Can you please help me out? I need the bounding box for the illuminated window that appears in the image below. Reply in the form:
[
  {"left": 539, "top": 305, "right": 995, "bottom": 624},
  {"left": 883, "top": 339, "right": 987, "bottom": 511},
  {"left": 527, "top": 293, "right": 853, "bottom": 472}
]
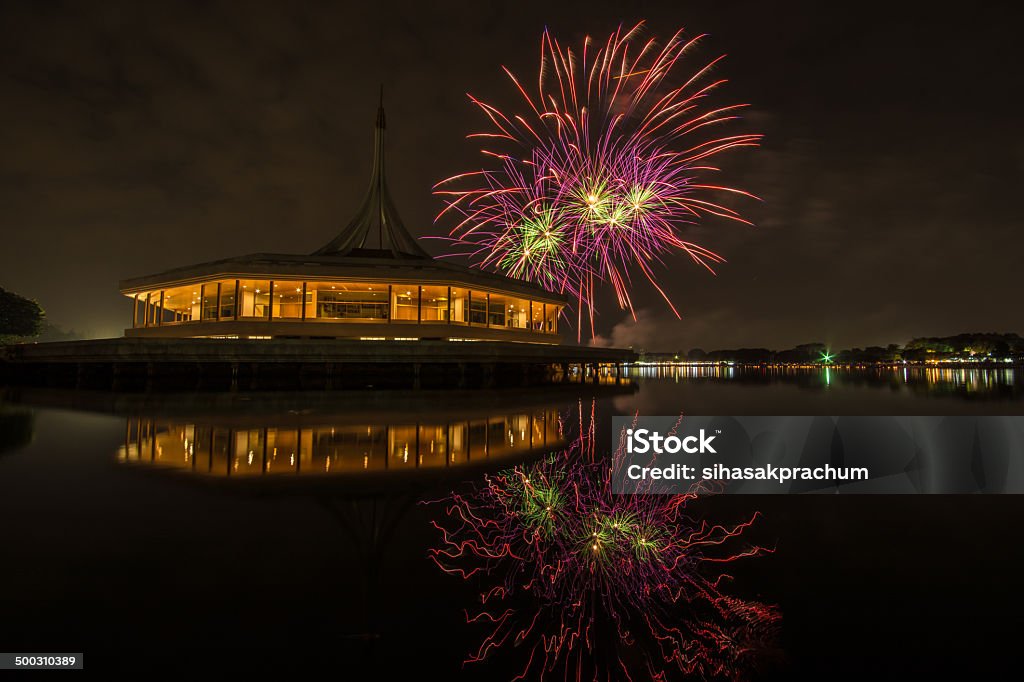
[
  {"left": 273, "top": 281, "right": 303, "bottom": 319},
  {"left": 310, "top": 282, "right": 388, "bottom": 320},
  {"left": 450, "top": 287, "right": 469, "bottom": 325},
  {"left": 545, "top": 304, "right": 559, "bottom": 333},
  {"left": 219, "top": 280, "right": 237, "bottom": 319},
  {"left": 201, "top": 283, "right": 220, "bottom": 320},
  {"left": 161, "top": 285, "right": 199, "bottom": 323},
  {"left": 469, "top": 290, "right": 488, "bottom": 325},
  {"left": 489, "top": 293, "right": 529, "bottom": 328},
  {"left": 420, "top": 285, "right": 449, "bottom": 323},
  {"left": 531, "top": 300, "right": 544, "bottom": 331},
  {"left": 487, "top": 294, "right": 506, "bottom": 327},
  {"left": 391, "top": 286, "right": 419, "bottom": 321},
  {"left": 238, "top": 280, "right": 271, "bottom": 319}
]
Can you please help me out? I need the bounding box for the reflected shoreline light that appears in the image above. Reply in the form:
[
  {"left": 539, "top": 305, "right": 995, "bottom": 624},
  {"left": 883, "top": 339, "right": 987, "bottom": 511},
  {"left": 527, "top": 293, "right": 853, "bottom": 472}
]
[{"left": 624, "top": 365, "right": 1019, "bottom": 398}]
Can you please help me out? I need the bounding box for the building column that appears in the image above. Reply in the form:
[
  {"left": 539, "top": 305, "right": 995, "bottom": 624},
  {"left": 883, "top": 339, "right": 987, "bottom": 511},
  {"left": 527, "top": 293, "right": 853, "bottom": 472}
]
[
  {"left": 300, "top": 282, "right": 308, "bottom": 321},
  {"left": 205, "top": 427, "right": 213, "bottom": 473},
  {"left": 261, "top": 427, "right": 269, "bottom": 474},
  {"left": 233, "top": 280, "right": 240, "bottom": 320},
  {"left": 445, "top": 423, "right": 451, "bottom": 466},
  {"left": 132, "top": 293, "right": 139, "bottom": 328},
  {"left": 268, "top": 281, "right": 274, "bottom": 321},
  {"left": 224, "top": 429, "right": 233, "bottom": 476},
  {"left": 214, "top": 282, "right": 221, "bottom": 321},
  {"left": 415, "top": 424, "right": 421, "bottom": 467}
]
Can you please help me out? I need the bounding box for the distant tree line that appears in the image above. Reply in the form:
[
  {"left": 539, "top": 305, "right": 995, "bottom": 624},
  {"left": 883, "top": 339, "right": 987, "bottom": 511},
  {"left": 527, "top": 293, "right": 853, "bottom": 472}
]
[
  {"left": 640, "top": 333, "right": 1024, "bottom": 365},
  {"left": 0, "top": 287, "right": 86, "bottom": 345}
]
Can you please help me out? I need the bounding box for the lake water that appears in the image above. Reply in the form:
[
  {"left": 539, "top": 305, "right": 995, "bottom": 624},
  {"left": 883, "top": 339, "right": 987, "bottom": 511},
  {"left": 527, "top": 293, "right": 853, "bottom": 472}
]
[{"left": 1, "top": 366, "right": 1021, "bottom": 678}]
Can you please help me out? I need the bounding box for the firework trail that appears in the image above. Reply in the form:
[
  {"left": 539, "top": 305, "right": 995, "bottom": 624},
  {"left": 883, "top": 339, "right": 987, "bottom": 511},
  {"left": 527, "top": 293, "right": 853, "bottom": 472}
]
[
  {"left": 426, "top": 405, "right": 780, "bottom": 680},
  {"left": 435, "top": 22, "right": 760, "bottom": 339}
]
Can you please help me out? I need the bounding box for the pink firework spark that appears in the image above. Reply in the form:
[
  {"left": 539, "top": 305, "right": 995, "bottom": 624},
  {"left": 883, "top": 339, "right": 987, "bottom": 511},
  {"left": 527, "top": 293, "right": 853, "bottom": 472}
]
[
  {"left": 435, "top": 22, "right": 760, "bottom": 339},
  {"left": 425, "top": 404, "right": 780, "bottom": 680}
]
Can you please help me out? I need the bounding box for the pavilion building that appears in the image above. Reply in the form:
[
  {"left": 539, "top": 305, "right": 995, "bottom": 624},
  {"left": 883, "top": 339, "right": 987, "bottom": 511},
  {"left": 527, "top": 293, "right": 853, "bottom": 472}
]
[{"left": 120, "top": 99, "right": 564, "bottom": 344}]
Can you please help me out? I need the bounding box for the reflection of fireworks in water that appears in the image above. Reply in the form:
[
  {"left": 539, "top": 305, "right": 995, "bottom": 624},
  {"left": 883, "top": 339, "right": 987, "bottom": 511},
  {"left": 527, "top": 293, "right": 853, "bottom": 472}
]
[
  {"left": 427, "top": 405, "right": 779, "bottom": 680},
  {"left": 435, "top": 22, "right": 760, "bottom": 338}
]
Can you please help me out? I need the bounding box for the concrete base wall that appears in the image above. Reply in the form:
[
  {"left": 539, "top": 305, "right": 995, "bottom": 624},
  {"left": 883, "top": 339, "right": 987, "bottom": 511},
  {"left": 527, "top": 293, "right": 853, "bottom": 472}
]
[
  {"left": 124, "top": 319, "right": 559, "bottom": 344},
  {"left": 0, "top": 338, "right": 635, "bottom": 391}
]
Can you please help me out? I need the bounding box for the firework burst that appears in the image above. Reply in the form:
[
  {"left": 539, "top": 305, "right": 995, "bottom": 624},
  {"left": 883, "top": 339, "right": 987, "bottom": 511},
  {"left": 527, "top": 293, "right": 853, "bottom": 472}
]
[
  {"left": 426, "top": 406, "right": 779, "bottom": 680},
  {"left": 435, "top": 22, "right": 760, "bottom": 338}
]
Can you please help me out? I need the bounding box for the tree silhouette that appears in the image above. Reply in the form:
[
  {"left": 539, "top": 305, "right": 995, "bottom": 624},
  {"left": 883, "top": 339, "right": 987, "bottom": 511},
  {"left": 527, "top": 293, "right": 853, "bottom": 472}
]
[{"left": 0, "top": 287, "right": 44, "bottom": 342}]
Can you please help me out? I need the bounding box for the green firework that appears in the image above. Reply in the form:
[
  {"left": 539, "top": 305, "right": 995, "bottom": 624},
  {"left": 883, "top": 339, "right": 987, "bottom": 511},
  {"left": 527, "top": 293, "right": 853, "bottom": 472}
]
[
  {"left": 628, "top": 523, "right": 666, "bottom": 563},
  {"left": 515, "top": 469, "right": 565, "bottom": 538}
]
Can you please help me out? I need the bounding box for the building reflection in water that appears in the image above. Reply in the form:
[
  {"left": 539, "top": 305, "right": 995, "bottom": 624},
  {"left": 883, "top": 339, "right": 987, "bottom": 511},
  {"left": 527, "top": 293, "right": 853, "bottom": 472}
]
[{"left": 118, "top": 409, "right": 563, "bottom": 477}]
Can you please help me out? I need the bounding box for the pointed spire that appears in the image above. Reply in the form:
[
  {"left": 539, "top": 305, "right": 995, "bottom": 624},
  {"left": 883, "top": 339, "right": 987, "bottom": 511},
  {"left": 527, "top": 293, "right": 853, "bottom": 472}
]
[{"left": 312, "top": 89, "right": 430, "bottom": 259}]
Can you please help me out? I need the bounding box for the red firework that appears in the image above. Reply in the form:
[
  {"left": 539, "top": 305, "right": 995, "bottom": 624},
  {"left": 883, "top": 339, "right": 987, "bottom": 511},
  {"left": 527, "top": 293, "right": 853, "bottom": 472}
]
[
  {"left": 435, "top": 22, "right": 760, "bottom": 338},
  {"left": 426, "top": 404, "right": 780, "bottom": 680}
]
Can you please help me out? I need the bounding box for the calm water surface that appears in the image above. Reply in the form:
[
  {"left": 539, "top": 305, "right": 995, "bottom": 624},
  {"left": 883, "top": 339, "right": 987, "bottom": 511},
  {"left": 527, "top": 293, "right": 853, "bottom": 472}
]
[{"left": 1, "top": 367, "right": 1021, "bottom": 678}]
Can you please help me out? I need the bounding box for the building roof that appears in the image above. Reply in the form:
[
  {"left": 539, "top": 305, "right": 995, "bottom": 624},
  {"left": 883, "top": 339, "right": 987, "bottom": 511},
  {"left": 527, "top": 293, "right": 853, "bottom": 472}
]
[
  {"left": 313, "top": 87, "right": 431, "bottom": 260},
  {"left": 119, "top": 92, "right": 565, "bottom": 304},
  {"left": 119, "top": 251, "right": 565, "bottom": 303}
]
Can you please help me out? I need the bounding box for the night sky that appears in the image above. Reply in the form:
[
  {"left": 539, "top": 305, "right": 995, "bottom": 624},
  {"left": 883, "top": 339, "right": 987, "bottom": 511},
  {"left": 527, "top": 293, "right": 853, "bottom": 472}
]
[{"left": 1, "top": 1, "right": 1021, "bottom": 350}]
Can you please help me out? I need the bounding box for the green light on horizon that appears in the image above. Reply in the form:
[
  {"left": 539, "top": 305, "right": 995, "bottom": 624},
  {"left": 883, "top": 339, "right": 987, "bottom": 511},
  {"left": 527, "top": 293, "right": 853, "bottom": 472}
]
[{"left": 820, "top": 350, "right": 835, "bottom": 364}]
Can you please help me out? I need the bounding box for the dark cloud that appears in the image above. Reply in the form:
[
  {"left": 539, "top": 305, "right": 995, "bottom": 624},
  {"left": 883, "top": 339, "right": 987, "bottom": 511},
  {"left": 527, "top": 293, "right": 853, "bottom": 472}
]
[{"left": 0, "top": 1, "right": 1021, "bottom": 344}]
